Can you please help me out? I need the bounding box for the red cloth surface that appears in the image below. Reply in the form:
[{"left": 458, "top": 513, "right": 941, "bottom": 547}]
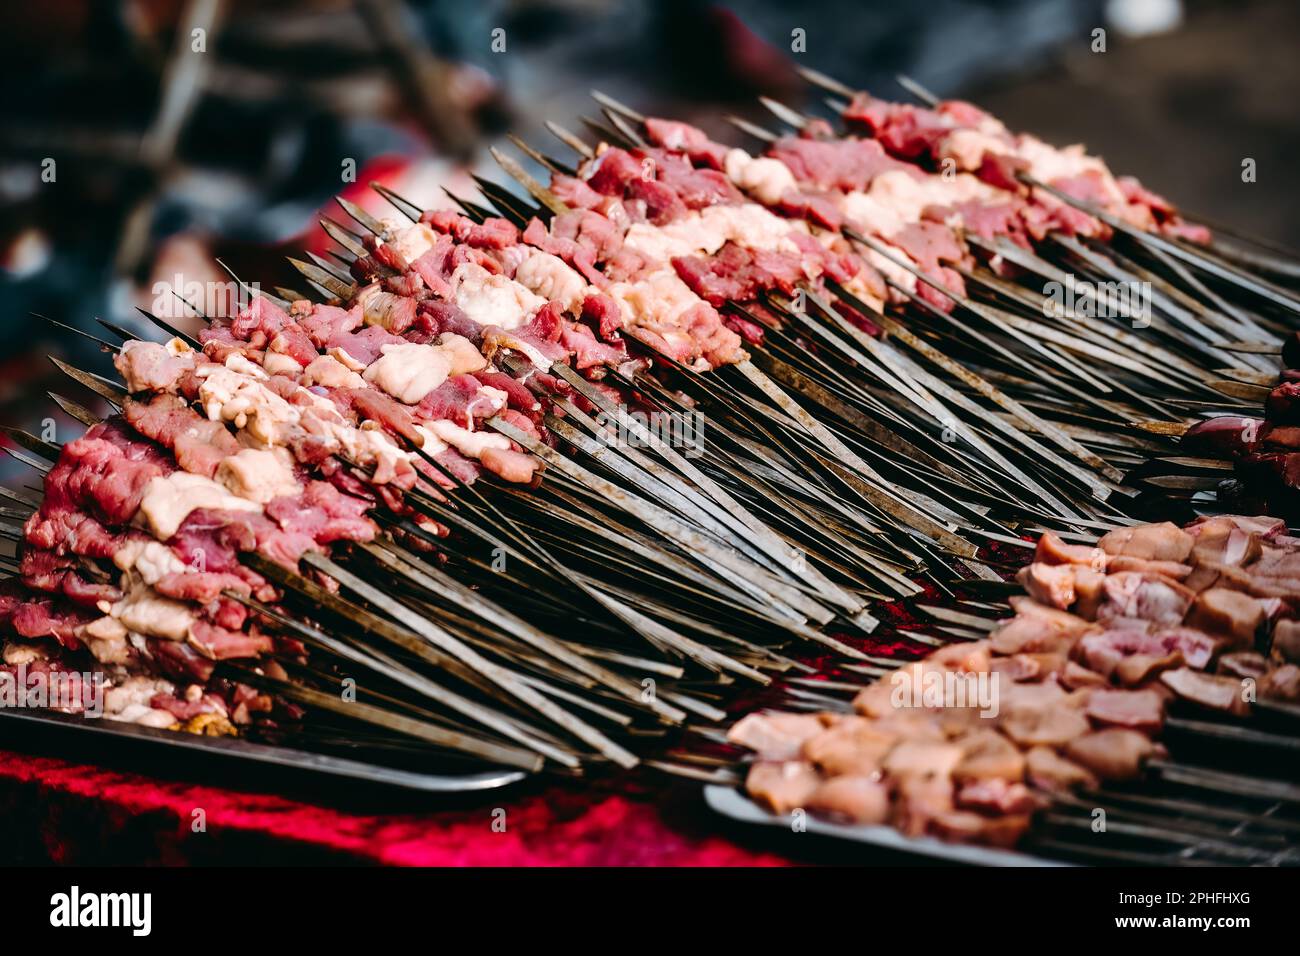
[{"left": 0, "top": 748, "right": 789, "bottom": 866}]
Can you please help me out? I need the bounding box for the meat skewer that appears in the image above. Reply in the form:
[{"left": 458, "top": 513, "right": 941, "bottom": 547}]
[
  {"left": 512, "top": 113, "right": 1154, "bottom": 509},
  {"left": 577, "top": 83, "right": 1279, "bottom": 431},
  {"left": 1178, "top": 328, "right": 1300, "bottom": 521},
  {"left": 457, "top": 145, "right": 1128, "bottom": 535},
  {"left": 550, "top": 99, "right": 1295, "bottom": 528},
  {"left": 824, "top": 75, "right": 1295, "bottom": 348},
  {"left": 706, "top": 112, "right": 1255, "bottom": 409},
  {"left": 9, "top": 56, "right": 1300, "bottom": 821},
  {"left": 195, "top": 273, "right": 873, "bottom": 629},
  {"left": 6, "top": 390, "right": 639, "bottom": 770},
  {"left": 300, "top": 200, "right": 951, "bottom": 598},
  {"left": 725, "top": 515, "right": 1300, "bottom": 856},
  {"left": 374, "top": 155, "right": 1107, "bottom": 554},
  {"left": 336, "top": 179, "right": 1010, "bottom": 566},
  {"left": 14, "top": 176, "right": 976, "bottom": 763}
]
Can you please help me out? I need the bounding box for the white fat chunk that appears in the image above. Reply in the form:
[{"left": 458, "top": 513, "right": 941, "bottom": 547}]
[
  {"left": 698, "top": 203, "right": 803, "bottom": 252},
  {"left": 107, "top": 706, "right": 177, "bottom": 728},
  {"left": 450, "top": 262, "right": 546, "bottom": 329},
  {"left": 363, "top": 342, "right": 452, "bottom": 404},
  {"left": 513, "top": 251, "right": 589, "bottom": 314},
  {"left": 104, "top": 675, "right": 178, "bottom": 728},
  {"left": 938, "top": 128, "right": 1011, "bottom": 171},
  {"left": 81, "top": 616, "right": 128, "bottom": 642},
  {"left": 622, "top": 204, "right": 801, "bottom": 261},
  {"left": 387, "top": 222, "right": 438, "bottom": 265},
  {"left": 411, "top": 425, "right": 449, "bottom": 457},
  {"left": 114, "top": 338, "right": 197, "bottom": 393},
  {"left": 137, "top": 471, "right": 263, "bottom": 540},
  {"left": 842, "top": 169, "right": 997, "bottom": 241},
  {"left": 196, "top": 356, "right": 414, "bottom": 485},
  {"left": 197, "top": 364, "right": 300, "bottom": 446},
  {"left": 436, "top": 333, "right": 489, "bottom": 376},
  {"left": 839, "top": 273, "right": 886, "bottom": 313},
  {"left": 216, "top": 448, "right": 301, "bottom": 504},
  {"left": 606, "top": 268, "right": 701, "bottom": 332},
  {"left": 1013, "top": 135, "right": 1104, "bottom": 182},
  {"left": 841, "top": 189, "right": 908, "bottom": 239},
  {"left": 85, "top": 635, "right": 131, "bottom": 665},
  {"left": 113, "top": 540, "right": 189, "bottom": 585},
  {"left": 111, "top": 586, "right": 196, "bottom": 642},
  {"left": 302, "top": 354, "right": 366, "bottom": 389},
  {"left": 261, "top": 351, "right": 302, "bottom": 376},
  {"left": 343, "top": 425, "right": 411, "bottom": 482},
  {"left": 866, "top": 246, "right": 917, "bottom": 294},
  {"left": 223, "top": 352, "right": 268, "bottom": 379},
  {"left": 3, "top": 641, "right": 49, "bottom": 665},
  {"left": 328, "top": 346, "right": 368, "bottom": 372},
  {"left": 724, "top": 148, "right": 798, "bottom": 205},
  {"left": 105, "top": 675, "right": 174, "bottom": 713},
  {"left": 426, "top": 419, "right": 511, "bottom": 460},
  {"left": 294, "top": 392, "right": 414, "bottom": 483},
  {"left": 622, "top": 221, "right": 708, "bottom": 260},
  {"left": 867, "top": 169, "right": 1000, "bottom": 225}
]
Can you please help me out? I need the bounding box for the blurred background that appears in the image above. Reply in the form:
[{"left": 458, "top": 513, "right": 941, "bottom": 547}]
[{"left": 0, "top": 0, "right": 1296, "bottom": 473}]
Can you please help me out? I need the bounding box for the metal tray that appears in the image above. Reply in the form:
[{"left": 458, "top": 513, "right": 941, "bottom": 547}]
[
  {"left": 0, "top": 708, "right": 528, "bottom": 795},
  {"left": 704, "top": 785, "right": 1074, "bottom": 866}
]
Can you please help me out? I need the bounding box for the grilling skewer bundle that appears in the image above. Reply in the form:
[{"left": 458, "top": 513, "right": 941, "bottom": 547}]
[
  {"left": 725, "top": 516, "right": 1300, "bottom": 860},
  {"left": 2, "top": 63, "right": 1299, "bottom": 844},
  {"left": 2, "top": 291, "right": 877, "bottom": 771},
  {"left": 3, "top": 128, "right": 931, "bottom": 772},
  {"left": 570, "top": 76, "right": 1300, "bottom": 495}
]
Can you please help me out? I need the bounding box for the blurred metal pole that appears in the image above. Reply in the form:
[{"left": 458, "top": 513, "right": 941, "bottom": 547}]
[
  {"left": 140, "top": 0, "right": 224, "bottom": 168},
  {"left": 115, "top": 0, "right": 226, "bottom": 282},
  {"left": 355, "top": 0, "right": 479, "bottom": 161}
]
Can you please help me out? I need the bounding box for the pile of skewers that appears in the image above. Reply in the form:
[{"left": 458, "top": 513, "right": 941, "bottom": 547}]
[
  {"left": 728, "top": 516, "right": 1300, "bottom": 857},
  {"left": 3, "top": 62, "right": 1299, "bottom": 824}
]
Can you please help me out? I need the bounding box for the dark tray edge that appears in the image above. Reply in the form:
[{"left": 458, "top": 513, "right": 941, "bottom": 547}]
[
  {"left": 703, "top": 784, "right": 1076, "bottom": 867},
  {"left": 0, "top": 708, "right": 529, "bottom": 794}
]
